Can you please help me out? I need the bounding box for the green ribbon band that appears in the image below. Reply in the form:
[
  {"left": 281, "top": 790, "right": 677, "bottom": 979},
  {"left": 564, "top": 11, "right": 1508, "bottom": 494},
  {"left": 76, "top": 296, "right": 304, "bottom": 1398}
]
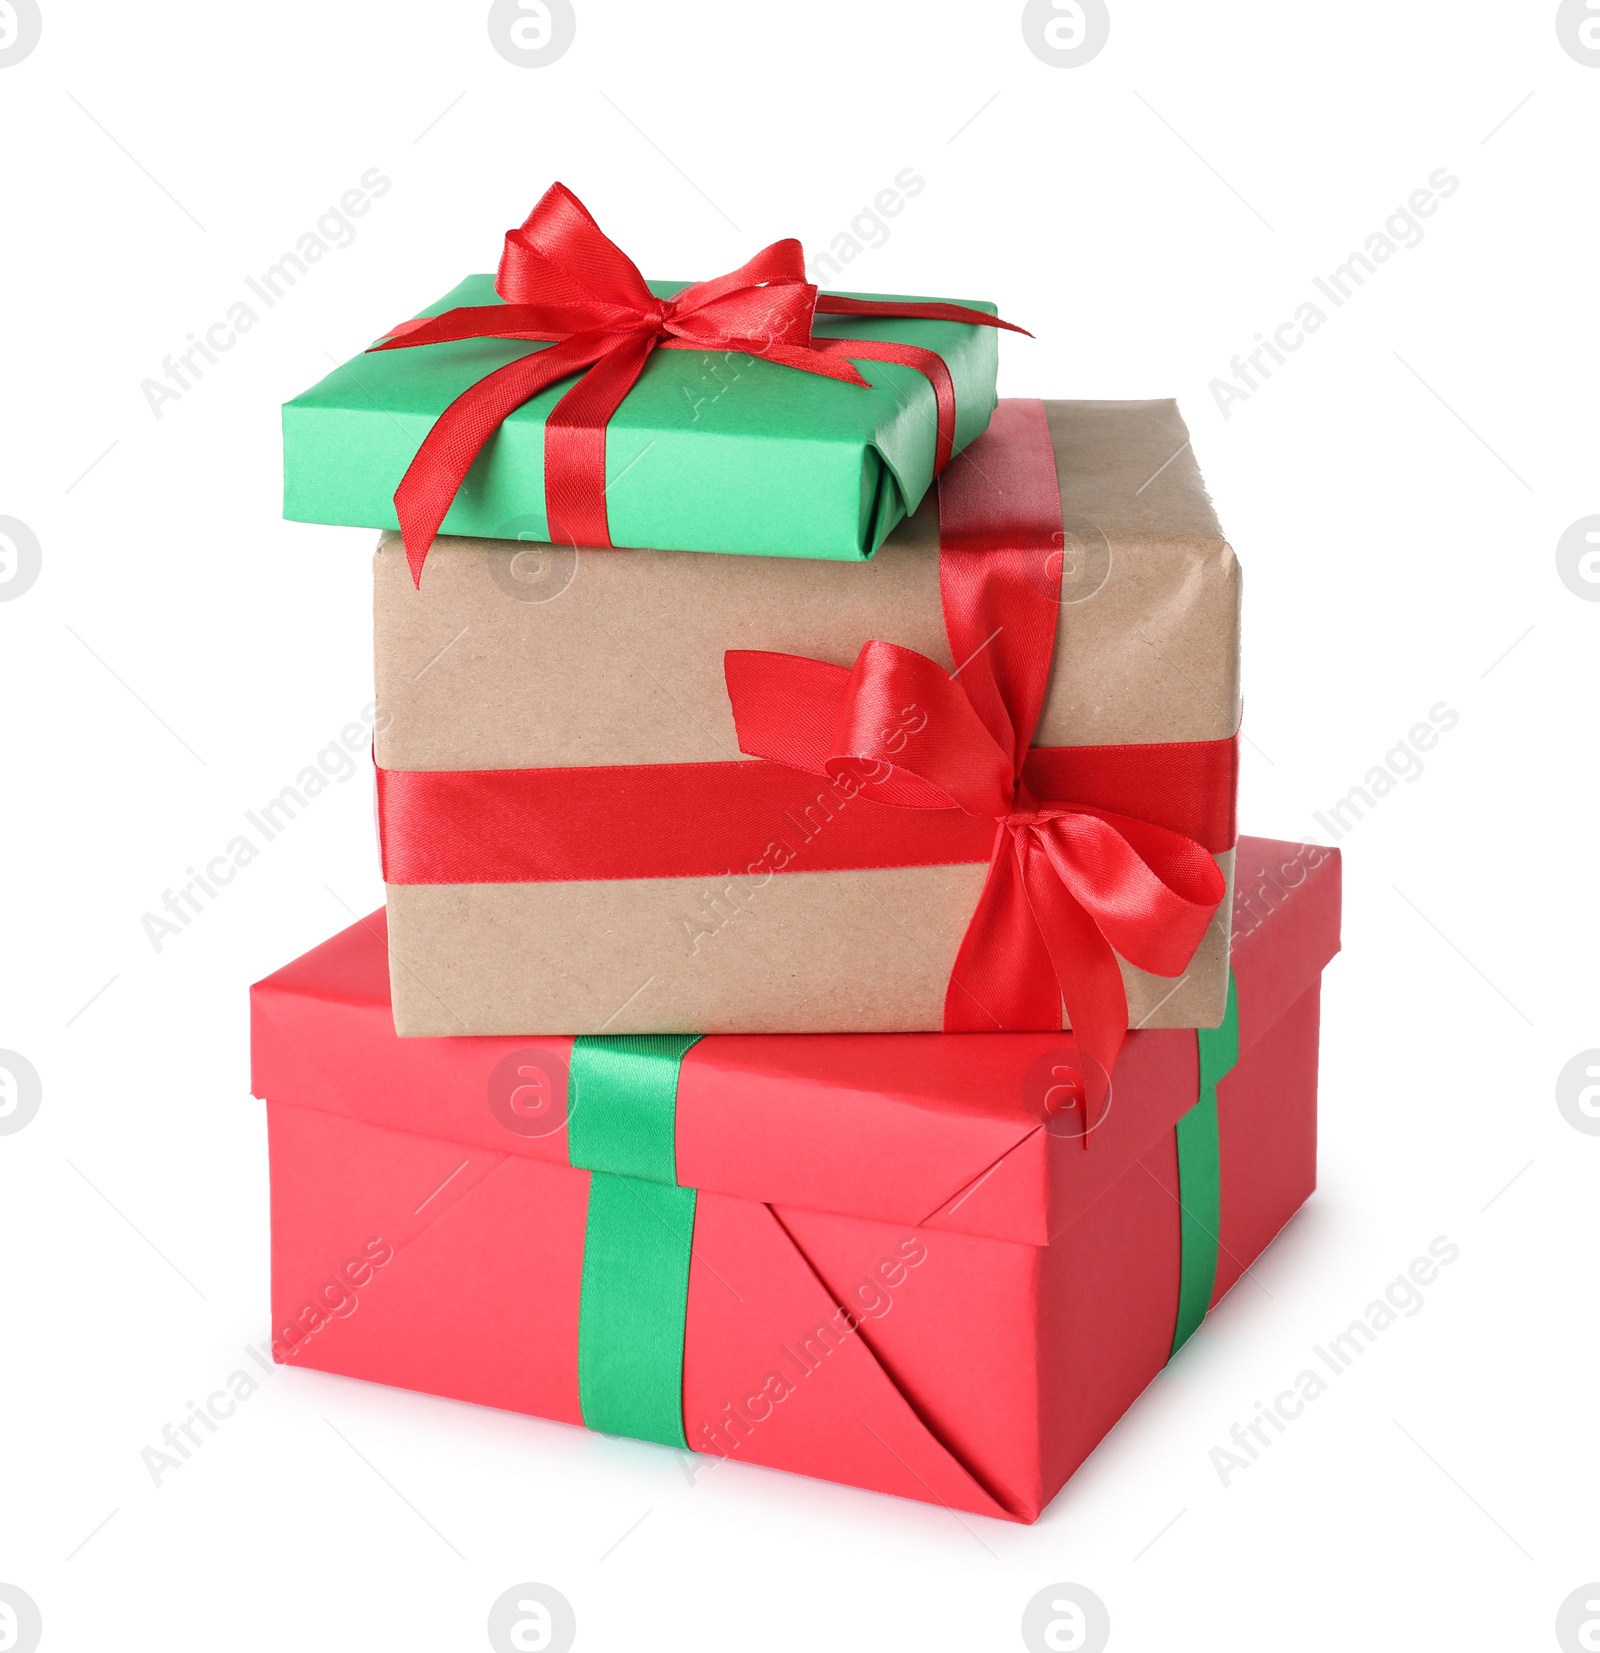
[
  {"left": 565, "top": 987, "right": 1239, "bottom": 1443},
  {"left": 569, "top": 1034, "right": 701, "bottom": 1448},
  {"left": 1169, "top": 970, "right": 1240, "bottom": 1357}
]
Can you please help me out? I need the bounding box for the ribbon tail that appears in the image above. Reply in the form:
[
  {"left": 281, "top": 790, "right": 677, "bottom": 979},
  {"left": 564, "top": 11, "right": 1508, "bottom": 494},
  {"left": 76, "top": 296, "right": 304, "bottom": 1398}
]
[
  {"left": 815, "top": 295, "right": 1032, "bottom": 337},
  {"left": 1017, "top": 834, "right": 1131, "bottom": 1141},
  {"left": 724, "top": 651, "right": 851, "bottom": 774},
  {"left": 369, "top": 305, "right": 569, "bottom": 351},
  {"left": 943, "top": 837, "right": 1062, "bottom": 1033},
  {"left": 1037, "top": 809, "right": 1226, "bottom": 979},
  {"left": 392, "top": 330, "right": 618, "bottom": 584}
]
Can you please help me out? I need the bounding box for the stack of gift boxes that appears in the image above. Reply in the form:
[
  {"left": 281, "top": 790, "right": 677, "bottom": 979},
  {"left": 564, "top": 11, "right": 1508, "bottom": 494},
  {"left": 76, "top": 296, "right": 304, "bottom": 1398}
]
[{"left": 251, "top": 185, "right": 1341, "bottom": 1523}]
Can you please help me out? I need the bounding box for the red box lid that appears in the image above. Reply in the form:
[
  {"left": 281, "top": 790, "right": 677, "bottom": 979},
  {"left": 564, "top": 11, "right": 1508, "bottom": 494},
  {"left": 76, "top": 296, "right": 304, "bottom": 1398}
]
[{"left": 250, "top": 836, "right": 1339, "bottom": 1246}]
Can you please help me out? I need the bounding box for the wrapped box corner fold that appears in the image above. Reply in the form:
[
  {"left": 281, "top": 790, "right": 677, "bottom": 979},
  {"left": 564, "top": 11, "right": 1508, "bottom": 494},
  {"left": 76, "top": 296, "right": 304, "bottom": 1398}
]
[{"left": 252, "top": 836, "right": 1340, "bottom": 1522}]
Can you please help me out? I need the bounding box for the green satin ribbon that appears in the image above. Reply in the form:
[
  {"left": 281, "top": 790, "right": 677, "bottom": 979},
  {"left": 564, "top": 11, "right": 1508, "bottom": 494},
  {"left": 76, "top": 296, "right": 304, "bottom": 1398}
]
[
  {"left": 1169, "top": 970, "right": 1240, "bottom": 1356},
  {"left": 566, "top": 984, "right": 1237, "bottom": 1443},
  {"left": 568, "top": 1034, "right": 701, "bottom": 1448}
]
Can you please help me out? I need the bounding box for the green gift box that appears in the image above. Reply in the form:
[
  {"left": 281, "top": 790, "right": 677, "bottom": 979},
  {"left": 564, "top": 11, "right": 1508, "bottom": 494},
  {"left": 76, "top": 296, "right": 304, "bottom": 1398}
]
[{"left": 282, "top": 274, "right": 1002, "bottom": 562}]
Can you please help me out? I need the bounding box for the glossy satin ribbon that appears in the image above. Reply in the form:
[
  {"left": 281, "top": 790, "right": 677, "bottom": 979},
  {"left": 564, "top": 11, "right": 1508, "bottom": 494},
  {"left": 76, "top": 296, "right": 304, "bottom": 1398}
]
[
  {"left": 563, "top": 1009, "right": 1238, "bottom": 1453},
  {"left": 369, "top": 182, "right": 1027, "bottom": 584},
  {"left": 1169, "top": 970, "right": 1240, "bottom": 1356},
  {"left": 375, "top": 399, "right": 1237, "bottom": 1096},
  {"left": 722, "top": 399, "right": 1230, "bottom": 1097},
  {"left": 375, "top": 741, "right": 1237, "bottom": 886},
  {"left": 568, "top": 1034, "right": 701, "bottom": 1448}
]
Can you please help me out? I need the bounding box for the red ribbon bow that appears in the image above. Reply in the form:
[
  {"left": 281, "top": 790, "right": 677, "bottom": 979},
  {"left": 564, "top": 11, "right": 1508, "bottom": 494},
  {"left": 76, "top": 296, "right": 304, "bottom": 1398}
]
[
  {"left": 371, "top": 182, "right": 1028, "bottom": 585},
  {"left": 722, "top": 400, "right": 1230, "bottom": 1110}
]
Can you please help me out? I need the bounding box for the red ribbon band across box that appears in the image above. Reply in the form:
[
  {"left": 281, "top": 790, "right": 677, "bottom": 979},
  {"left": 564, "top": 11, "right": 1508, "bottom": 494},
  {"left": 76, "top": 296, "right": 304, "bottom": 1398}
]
[
  {"left": 376, "top": 395, "right": 1238, "bottom": 1104},
  {"left": 371, "top": 182, "right": 1030, "bottom": 582}
]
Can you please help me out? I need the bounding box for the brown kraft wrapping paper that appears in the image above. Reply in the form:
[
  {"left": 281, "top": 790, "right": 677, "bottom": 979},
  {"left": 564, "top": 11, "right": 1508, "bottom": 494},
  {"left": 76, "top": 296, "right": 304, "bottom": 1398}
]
[{"left": 374, "top": 399, "right": 1241, "bottom": 1037}]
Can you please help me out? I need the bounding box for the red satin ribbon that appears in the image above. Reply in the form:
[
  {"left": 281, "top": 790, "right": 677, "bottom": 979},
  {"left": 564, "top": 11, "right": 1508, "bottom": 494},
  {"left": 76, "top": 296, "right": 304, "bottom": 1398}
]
[
  {"left": 373, "top": 399, "right": 1236, "bottom": 1102},
  {"left": 369, "top": 182, "right": 1027, "bottom": 584},
  {"left": 721, "top": 399, "right": 1230, "bottom": 1102},
  {"left": 377, "top": 741, "right": 1236, "bottom": 887}
]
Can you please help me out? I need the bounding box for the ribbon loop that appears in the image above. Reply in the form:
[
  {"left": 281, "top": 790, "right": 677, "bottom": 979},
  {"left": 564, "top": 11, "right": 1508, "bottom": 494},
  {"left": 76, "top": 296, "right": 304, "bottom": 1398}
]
[
  {"left": 829, "top": 641, "right": 1016, "bottom": 817},
  {"left": 1030, "top": 810, "right": 1222, "bottom": 976},
  {"left": 720, "top": 399, "right": 1231, "bottom": 1103},
  {"left": 369, "top": 182, "right": 1023, "bottom": 582},
  {"left": 498, "top": 182, "right": 658, "bottom": 317}
]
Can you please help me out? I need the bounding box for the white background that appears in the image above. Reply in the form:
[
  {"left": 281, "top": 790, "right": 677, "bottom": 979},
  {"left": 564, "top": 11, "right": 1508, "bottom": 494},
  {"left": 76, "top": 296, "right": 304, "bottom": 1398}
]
[{"left": 2, "top": 3, "right": 1597, "bottom": 1649}]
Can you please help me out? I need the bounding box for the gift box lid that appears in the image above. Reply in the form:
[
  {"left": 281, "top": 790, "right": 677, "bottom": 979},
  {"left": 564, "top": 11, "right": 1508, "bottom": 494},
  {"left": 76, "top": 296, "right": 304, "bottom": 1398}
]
[
  {"left": 250, "top": 837, "right": 1340, "bottom": 1247},
  {"left": 282, "top": 276, "right": 1000, "bottom": 562}
]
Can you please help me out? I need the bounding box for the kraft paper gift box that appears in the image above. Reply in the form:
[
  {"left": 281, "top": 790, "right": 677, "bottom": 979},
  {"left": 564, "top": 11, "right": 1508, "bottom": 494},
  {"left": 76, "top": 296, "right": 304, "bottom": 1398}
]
[
  {"left": 282, "top": 185, "right": 1007, "bottom": 564},
  {"left": 250, "top": 836, "right": 1340, "bottom": 1524},
  {"left": 371, "top": 397, "right": 1243, "bottom": 1053}
]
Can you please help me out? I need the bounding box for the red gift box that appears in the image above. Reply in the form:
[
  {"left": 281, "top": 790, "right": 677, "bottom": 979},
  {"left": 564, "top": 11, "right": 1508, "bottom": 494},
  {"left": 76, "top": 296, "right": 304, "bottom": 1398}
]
[{"left": 251, "top": 836, "right": 1339, "bottom": 1522}]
